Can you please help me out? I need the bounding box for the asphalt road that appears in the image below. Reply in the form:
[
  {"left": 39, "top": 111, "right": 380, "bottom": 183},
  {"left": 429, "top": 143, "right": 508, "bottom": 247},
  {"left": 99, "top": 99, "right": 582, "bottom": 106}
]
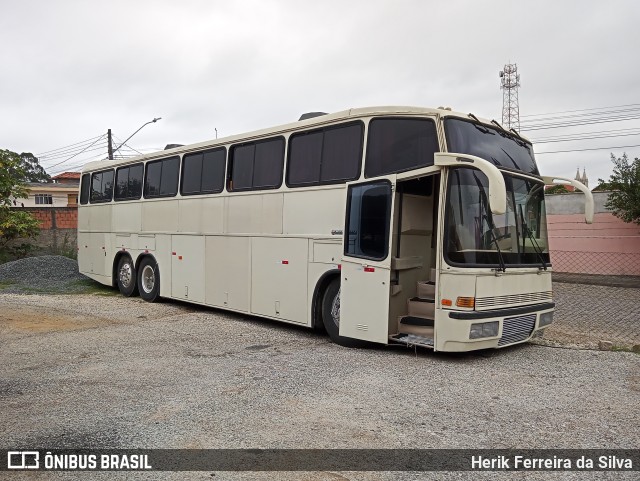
[{"left": 1, "top": 292, "right": 638, "bottom": 480}]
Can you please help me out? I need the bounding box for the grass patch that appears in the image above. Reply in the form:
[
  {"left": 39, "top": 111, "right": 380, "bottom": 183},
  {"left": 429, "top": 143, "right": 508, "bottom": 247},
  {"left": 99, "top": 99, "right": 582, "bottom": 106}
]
[
  {"left": 0, "top": 280, "right": 18, "bottom": 290},
  {"left": 65, "top": 279, "right": 118, "bottom": 296},
  {"left": 611, "top": 345, "right": 640, "bottom": 354},
  {"left": 0, "top": 278, "right": 118, "bottom": 296}
]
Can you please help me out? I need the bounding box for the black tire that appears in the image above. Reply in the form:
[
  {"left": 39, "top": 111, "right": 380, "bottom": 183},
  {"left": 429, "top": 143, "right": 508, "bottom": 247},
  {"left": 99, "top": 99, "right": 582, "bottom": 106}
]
[
  {"left": 137, "top": 257, "right": 161, "bottom": 302},
  {"left": 116, "top": 256, "right": 138, "bottom": 297},
  {"left": 321, "top": 278, "right": 365, "bottom": 348}
]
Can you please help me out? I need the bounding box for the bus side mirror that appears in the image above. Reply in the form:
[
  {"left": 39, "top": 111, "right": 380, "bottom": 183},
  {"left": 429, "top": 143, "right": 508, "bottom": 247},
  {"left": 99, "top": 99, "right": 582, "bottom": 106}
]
[
  {"left": 542, "top": 176, "right": 594, "bottom": 224},
  {"left": 435, "top": 152, "right": 507, "bottom": 215}
]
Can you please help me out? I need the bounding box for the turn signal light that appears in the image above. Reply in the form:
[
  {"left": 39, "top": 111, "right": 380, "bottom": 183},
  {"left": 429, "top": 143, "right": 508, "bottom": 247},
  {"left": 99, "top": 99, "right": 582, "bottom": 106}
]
[
  {"left": 456, "top": 297, "right": 475, "bottom": 308},
  {"left": 441, "top": 299, "right": 452, "bottom": 307}
]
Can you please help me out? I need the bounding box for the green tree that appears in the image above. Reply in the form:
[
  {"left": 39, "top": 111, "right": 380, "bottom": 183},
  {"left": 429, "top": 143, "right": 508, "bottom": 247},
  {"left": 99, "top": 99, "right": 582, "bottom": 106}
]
[
  {"left": 0, "top": 149, "right": 41, "bottom": 256},
  {"left": 545, "top": 184, "right": 570, "bottom": 194},
  {"left": 19, "top": 152, "right": 51, "bottom": 183},
  {"left": 598, "top": 153, "right": 640, "bottom": 225}
]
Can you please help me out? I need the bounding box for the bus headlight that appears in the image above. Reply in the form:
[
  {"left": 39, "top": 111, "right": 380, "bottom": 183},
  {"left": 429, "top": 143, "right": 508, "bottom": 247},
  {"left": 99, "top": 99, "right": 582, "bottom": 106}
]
[
  {"left": 469, "top": 321, "right": 499, "bottom": 339},
  {"left": 539, "top": 311, "right": 553, "bottom": 327}
]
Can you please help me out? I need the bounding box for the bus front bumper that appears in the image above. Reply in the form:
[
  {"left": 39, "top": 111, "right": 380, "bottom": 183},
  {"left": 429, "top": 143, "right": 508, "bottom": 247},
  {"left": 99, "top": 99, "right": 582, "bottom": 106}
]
[{"left": 437, "top": 302, "right": 555, "bottom": 352}]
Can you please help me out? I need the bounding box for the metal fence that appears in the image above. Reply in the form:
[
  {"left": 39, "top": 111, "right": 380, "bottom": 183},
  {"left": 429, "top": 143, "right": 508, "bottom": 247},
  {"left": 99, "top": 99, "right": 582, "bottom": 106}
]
[{"left": 536, "top": 251, "right": 640, "bottom": 349}]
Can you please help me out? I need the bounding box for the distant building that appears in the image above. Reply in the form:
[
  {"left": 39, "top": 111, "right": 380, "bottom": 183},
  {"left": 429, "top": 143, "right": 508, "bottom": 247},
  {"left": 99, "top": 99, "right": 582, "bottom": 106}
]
[
  {"left": 52, "top": 171, "right": 81, "bottom": 185},
  {"left": 545, "top": 167, "right": 589, "bottom": 193},
  {"left": 15, "top": 172, "right": 80, "bottom": 207},
  {"left": 575, "top": 167, "right": 588, "bottom": 188}
]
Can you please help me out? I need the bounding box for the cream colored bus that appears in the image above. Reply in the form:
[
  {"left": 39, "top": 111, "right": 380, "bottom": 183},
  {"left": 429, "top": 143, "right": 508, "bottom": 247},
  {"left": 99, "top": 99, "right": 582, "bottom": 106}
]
[{"left": 78, "top": 106, "right": 593, "bottom": 351}]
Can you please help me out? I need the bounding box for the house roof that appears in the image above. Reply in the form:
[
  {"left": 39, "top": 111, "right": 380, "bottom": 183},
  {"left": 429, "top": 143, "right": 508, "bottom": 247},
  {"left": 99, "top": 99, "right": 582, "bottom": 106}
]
[
  {"left": 52, "top": 172, "right": 81, "bottom": 180},
  {"left": 25, "top": 182, "right": 79, "bottom": 191}
]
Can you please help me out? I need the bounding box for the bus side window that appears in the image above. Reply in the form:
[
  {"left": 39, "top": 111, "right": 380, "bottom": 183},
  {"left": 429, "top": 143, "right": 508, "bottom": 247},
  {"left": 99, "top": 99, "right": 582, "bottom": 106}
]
[{"left": 80, "top": 174, "right": 90, "bottom": 204}]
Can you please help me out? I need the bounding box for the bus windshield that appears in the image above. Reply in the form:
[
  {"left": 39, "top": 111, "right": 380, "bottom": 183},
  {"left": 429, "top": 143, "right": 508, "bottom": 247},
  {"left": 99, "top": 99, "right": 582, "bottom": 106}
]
[
  {"left": 445, "top": 168, "right": 550, "bottom": 268},
  {"left": 444, "top": 118, "right": 538, "bottom": 175}
]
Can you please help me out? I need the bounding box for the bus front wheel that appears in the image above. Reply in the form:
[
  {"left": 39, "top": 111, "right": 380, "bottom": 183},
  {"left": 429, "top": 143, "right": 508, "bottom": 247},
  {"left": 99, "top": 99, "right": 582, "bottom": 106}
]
[
  {"left": 321, "top": 278, "right": 364, "bottom": 348},
  {"left": 138, "top": 257, "right": 161, "bottom": 302}
]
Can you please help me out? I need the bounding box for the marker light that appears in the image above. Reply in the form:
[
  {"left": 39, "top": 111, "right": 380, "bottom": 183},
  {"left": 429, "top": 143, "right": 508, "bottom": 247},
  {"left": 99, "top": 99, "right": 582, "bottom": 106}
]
[{"left": 456, "top": 297, "right": 475, "bottom": 308}]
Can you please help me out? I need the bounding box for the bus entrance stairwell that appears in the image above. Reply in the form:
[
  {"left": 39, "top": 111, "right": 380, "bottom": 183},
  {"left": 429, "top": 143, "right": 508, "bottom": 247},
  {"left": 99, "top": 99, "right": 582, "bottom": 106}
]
[{"left": 389, "top": 174, "right": 439, "bottom": 348}]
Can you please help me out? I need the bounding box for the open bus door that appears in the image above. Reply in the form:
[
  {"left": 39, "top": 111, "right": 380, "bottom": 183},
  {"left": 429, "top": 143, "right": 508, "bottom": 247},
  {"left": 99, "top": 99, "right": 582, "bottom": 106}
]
[{"left": 340, "top": 178, "right": 396, "bottom": 343}]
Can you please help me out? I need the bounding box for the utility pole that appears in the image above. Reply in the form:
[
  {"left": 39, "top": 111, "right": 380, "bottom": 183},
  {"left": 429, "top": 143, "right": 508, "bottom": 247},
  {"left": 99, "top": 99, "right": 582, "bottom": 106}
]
[
  {"left": 499, "top": 63, "right": 521, "bottom": 132},
  {"left": 107, "top": 129, "right": 114, "bottom": 160}
]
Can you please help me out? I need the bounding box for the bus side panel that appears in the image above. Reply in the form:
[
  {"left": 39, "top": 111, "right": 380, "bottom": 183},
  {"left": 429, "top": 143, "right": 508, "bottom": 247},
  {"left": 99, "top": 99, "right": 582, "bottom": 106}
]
[
  {"left": 142, "top": 201, "right": 178, "bottom": 233},
  {"left": 226, "top": 194, "right": 283, "bottom": 235},
  {"left": 251, "top": 237, "right": 309, "bottom": 324},
  {"left": 201, "top": 198, "right": 225, "bottom": 234},
  {"left": 77, "top": 231, "right": 91, "bottom": 274},
  {"left": 154, "top": 234, "right": 172, "bottom": 298},
  {"left": 283, "top": 189, "right": 343, "bottom": 235},
  {"left": 113, "top": 203, "right": 141, "bottom": 233},
  {"left": 205, "top": 236, "right": 251, "bottom": 312}
]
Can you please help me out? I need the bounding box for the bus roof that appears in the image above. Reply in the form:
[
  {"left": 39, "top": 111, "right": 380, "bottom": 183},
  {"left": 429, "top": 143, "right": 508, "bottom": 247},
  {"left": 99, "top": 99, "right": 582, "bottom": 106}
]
[{"left": 81, "top": 106, "right": 529, "bottom": 173}]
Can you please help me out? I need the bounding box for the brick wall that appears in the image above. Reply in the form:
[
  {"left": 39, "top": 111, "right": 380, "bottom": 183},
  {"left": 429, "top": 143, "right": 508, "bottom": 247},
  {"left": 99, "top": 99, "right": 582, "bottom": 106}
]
[{"left": 8, "top": 207, "right": 77, "bottom": 253}]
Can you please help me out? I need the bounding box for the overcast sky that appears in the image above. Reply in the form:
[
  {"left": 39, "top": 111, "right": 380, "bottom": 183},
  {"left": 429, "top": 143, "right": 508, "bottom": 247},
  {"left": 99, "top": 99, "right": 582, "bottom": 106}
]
[{"left": 1, "top": 0, "right": 639, "bottom": 185}]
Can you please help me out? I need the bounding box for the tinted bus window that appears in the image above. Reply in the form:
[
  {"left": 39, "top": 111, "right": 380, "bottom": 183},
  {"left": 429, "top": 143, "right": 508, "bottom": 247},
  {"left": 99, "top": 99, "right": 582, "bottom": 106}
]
[
  {"left": 144, "top": 157, "right": 179, "bottom": 198},
  {"left": 90, "top": 169, "right": 114, "bottom": 203},
  {"left": 444, "top": 118, "right": 539, "bottom": 175},
  {"left": 229, "top": 137, "right": 284, "bottom": 191},
  {"left": 80, "top": 174, "right": 90, "bottom": 205},
  {"left": 114, "top": 163, "right": 143, "bottom": 201},
  {"left": 344, "top": 181, "right": 392, "bottom": 261},
  {"left": 181, "top": 148, "right": 226, "bottom": 195},
  {"left": 287, "top": 122, "right": 362, "bottom": 187},
  {"left": 365, "top": 118, "right": 439, "bottom": 177}
]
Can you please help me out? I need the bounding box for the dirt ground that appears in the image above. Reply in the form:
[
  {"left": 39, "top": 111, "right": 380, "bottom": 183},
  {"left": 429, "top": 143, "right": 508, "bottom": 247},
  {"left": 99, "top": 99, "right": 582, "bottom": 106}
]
[{"left": 1, "top": 292, "right": 639, "bottom": 480}]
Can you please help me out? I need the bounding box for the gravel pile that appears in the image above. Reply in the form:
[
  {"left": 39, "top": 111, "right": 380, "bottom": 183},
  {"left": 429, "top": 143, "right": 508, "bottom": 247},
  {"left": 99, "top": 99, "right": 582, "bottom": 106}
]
[{"left": 0, "top": 255, "right": 92, "bottom": 294}]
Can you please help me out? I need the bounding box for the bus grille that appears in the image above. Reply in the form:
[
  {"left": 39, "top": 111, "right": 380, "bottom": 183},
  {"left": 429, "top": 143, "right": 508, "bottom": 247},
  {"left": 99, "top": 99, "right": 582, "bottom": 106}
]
[
  {"left": 498, "top": 314, "right": 536, "bottom": 346},
  {"left": 475, "top": 291, "right": 552, "bottom": 309}
]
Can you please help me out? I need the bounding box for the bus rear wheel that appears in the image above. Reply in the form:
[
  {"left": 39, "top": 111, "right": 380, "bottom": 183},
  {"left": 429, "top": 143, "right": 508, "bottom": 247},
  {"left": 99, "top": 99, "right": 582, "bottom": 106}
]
[
  {"left": 116, "top": 255, "right": 138, "bottom": 297},
  {"left": 321, "top": 278, "right": 365, "bottom": 348},
  {"left": 138, "top": 257, "right": 161, "bottom": 302}
]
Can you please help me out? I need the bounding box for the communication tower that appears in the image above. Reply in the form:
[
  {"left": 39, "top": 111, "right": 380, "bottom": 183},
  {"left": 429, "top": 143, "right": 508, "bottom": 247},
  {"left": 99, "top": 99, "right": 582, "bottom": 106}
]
[{"left": 499, "top": 63, "right": 521, "bottom": 131}]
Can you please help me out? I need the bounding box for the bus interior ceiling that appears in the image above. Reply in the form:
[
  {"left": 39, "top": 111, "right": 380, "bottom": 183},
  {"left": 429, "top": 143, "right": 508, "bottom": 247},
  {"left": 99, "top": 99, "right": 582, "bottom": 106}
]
[{"left": 389, "top": 174, "right": 439, "bottom": 339}]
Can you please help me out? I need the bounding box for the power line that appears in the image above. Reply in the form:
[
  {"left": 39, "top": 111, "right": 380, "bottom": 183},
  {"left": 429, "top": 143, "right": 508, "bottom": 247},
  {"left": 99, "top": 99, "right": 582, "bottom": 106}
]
[
  {"left": 522, "top": 113, "right": 640, "bottom": 131},
  {"left": 531, "top": 129, "right": 640, "bottom": 144},
  {"left": 39, "top": 143, "right": 108, "bottom": 163},
  {"left": 45, "top": 134, "right": 107, "bottom": 171},
  {"left": 36, "top": 135, "right": 105, "bottom": 157},
  {"left": 536, "top": 144, "right": 640, "bottom": 155},
  {"left": 521, "top": 102, "right": 640, "bottom": 118}
]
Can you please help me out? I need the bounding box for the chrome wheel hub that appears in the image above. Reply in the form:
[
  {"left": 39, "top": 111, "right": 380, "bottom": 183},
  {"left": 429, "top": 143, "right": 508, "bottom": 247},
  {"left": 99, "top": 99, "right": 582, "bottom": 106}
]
[
  {"left": 141, "top": 265, "right": 155, "bottom": 294},
  {"left": 119, "top": 262, "right": 133, "bottom": 288}
]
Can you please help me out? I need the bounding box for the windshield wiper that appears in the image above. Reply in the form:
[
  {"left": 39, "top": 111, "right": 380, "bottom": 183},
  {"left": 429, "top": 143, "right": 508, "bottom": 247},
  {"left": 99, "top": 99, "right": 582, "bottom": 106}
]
[
  {"left": 522, "top": 221, "right": 547, "bottom": 270},
  {"left": 472, "top": 172, "right": 506, "bottom": 272},
  {"left": 517, "top": 203, "right": 547, "bottom": 270},
  {"left": 483, "top": 215, "right": 507, "bottom": 273},
  {"left": 468, "top": 114, "right": 494, "bottom": 134}
]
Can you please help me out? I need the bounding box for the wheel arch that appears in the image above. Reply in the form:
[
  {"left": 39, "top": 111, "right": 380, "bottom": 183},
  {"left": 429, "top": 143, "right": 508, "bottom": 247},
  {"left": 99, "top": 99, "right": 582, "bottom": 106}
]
[
  {"left": 134, "top": 252, "right": 158, "bottom": 273},
  {"left": 311, "top": 268, "right": 340, "bottom": 330}
]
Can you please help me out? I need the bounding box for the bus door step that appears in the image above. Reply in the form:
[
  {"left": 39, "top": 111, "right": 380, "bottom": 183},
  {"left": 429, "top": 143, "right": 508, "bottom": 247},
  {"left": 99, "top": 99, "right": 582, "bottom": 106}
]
[
  {"left": 399, "top": 315, "right": 434, "bottom": 327},
  {"left": 390, "top": 333, "right": 434, "bottom": 348}
]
